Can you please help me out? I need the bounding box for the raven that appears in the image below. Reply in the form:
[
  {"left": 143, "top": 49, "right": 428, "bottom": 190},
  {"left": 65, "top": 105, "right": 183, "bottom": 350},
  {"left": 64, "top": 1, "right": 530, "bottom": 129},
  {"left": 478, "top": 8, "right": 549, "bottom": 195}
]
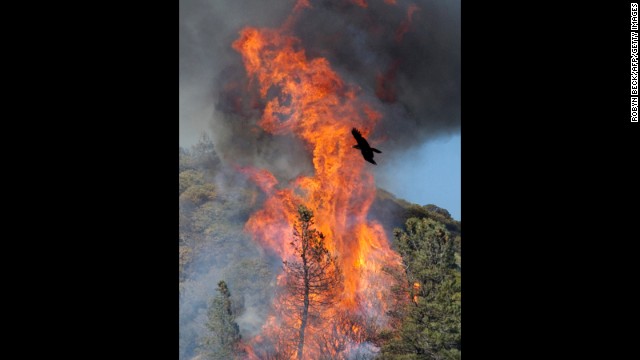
[{"left": 351, "top": 128, "right": 382, "bottom": 165}]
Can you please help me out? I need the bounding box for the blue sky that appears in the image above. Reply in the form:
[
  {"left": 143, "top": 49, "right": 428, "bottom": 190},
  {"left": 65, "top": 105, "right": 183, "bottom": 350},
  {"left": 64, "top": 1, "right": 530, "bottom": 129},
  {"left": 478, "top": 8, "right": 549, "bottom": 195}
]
[{"left": 375, "top": 133, "right": 461, "bottom": 221}]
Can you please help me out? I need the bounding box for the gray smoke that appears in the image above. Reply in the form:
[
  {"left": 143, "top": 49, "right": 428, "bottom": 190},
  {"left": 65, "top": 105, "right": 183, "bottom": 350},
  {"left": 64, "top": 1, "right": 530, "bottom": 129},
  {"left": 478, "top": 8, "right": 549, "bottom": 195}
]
[
  {"left": 179, "top": 225, "right": 280, "bottom": 359},
  {"left": 179, "top": 1, "right": 460, "bottom": 358},
  {"left": 179, "top": 0, "right": 298, "bottom": 146},
  {"left": 180, "top": 0, "right": 460, "bottom": 172},
  {"left": 289, "top": 0, "right": 461, "bottom": 150},
  {"left": 348, "top": 341, "right": 380, "bottom": 360}
]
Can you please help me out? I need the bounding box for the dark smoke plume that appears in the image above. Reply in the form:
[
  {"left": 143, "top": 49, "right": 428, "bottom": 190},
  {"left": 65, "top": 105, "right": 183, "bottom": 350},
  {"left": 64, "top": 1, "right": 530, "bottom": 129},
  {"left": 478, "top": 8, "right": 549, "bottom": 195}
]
[
  {"left": 180, "top": 0, "right": 460, "bottom": 175},
  {"left": 179, "top": 2, "right": 460, "bottom": 358}
]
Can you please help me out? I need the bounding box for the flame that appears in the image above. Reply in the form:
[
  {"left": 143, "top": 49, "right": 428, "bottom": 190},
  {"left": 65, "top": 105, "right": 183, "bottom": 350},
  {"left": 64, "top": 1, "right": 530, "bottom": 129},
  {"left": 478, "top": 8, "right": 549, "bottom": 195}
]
[
  {"left": 351, "top": 0, "right": 368, "bottom": 8},
  {"left": 395, "top": 4, "right": 421, "bottom": 42},
  {"left": 231, "top": 3, "right": 405, "bottom": 359},
  {"left": 375, "top": 59, "right": 401, "bottom": 102}
]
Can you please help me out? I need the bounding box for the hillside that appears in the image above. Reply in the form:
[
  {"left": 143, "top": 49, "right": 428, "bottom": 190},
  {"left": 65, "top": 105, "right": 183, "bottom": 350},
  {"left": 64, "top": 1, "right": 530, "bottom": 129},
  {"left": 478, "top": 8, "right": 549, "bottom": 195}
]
[
  {"left": 179, "top": 138, "right": 460, "bottom": 359},
  {"left": 371, "top": 188, "right": 461, "bottom": 253}
]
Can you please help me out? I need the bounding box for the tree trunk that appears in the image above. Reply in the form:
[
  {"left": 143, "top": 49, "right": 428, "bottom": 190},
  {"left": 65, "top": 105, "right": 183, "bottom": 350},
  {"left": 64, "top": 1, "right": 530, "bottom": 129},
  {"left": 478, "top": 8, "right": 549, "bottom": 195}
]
[
  {"left": 297, "top": 286, "right": 309, "bottom": 359},
  {"left": 297, "top": 225, "right": 310, "bottom": 360}
]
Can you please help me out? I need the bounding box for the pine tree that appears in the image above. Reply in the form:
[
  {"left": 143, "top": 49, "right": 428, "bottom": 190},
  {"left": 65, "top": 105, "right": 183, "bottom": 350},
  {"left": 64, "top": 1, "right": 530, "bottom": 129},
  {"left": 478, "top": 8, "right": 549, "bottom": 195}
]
[
  {"left": 202, "top": 281, "right": 242, "bottom": 360},
  {"left": 380, "top": 218, "right": 461, "bottom": 360},
  {"left": 283, "top": 205, "right": 342, "bottom": 360}
]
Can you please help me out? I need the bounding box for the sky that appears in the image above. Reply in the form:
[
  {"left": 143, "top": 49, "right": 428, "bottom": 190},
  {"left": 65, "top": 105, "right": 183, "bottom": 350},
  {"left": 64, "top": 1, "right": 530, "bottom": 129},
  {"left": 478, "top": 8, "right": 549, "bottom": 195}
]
[{"left": 374, "top": 133, "right": 461, "bottom": 220}]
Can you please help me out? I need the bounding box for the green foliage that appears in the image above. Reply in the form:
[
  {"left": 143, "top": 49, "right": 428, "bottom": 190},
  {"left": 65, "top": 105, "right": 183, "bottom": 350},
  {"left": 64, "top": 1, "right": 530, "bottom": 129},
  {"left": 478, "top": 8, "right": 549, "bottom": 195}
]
[
  {"left": 179, "top": 170, "right": 205, "bottom": 195},
  {"left": 223, "top": 258, "right": 275, "bottom": 331},
  {"left": 180, "top": 137, "right": 274, "bottom": 360},
  {"left": 403, "top": 205, "right": 460, "bottom": 243},
  {"left": 371, "top": 189, "right": 461, "bottom": 255},
  {"left": 224, "top": 259, "right": 274, "bottom": 302},
  {"left": 192, "top": 134, "right": 219, "bottom": 163},
  {"left": 179, "top": 147, "right": 195, "bottom": 172},
  {"left": 179, "top": 141, "right": 258, "bottom": 275},
  {"left": 380, "top": 218, "right": 461, "bottom": 360},
  {"left": 181, "top": 183, "right": 217, "bottom": 206},
  {"left": 179, "top": 245, "right": 193, "bottom": 284},
  {"left": 422, "top": 205, "right": 452, "bottom": 220},
  {"left": 202, "top": 281, "right": 242, "bottom": 360}
]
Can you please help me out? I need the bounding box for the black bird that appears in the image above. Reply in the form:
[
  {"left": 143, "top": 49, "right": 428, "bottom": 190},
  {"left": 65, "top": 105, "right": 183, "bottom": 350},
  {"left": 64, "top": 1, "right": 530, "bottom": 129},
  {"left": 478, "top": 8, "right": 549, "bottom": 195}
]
[{"left": 351, "top": 128, "right": 382, "bottom": 165}]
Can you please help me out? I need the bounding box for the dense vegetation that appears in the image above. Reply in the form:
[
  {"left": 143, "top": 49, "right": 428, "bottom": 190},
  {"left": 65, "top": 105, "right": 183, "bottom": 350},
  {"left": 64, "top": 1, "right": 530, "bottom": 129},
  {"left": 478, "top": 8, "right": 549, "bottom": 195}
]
[
  {"left": 202, "top": 281, "right": 243, "bottom": 359},
  {"left": 379, "top": 218, "right": 461, "bottom": 359},
  {"left": 179, "top": 136, "right": 461, "bottom": 360},
  {"left": 179, "top": 135, "right": 276, "bottom": 360}
]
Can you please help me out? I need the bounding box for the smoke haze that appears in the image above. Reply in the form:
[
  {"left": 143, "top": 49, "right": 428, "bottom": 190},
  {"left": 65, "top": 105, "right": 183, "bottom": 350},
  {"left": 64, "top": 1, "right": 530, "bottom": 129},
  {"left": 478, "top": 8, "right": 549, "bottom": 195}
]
[
  {"left": 180, "top": 0, "right": 460, "bottom": 160},
  {"left": 179, "top": 1, "right": 460, "bottom": 358}
]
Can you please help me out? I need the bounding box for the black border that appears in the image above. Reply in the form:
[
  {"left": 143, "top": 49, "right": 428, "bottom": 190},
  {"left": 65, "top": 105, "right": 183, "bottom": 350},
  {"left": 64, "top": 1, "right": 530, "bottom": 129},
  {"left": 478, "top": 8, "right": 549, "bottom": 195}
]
[
  {"left": 37, "top": 1, "right": 637, "bottom": 358},
  {"left": 462, "top": 2, "right": 637, "bottom": 357}
]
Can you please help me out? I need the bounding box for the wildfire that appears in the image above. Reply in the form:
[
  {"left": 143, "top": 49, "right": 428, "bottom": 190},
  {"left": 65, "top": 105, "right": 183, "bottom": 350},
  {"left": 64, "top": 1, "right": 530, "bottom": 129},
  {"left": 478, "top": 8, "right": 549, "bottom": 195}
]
[
  {"left": 231, "top": 2, "right": 413, "bottom": 358},
  {"left": 413, "top": 282, "right": 420, "bottom": 303}
]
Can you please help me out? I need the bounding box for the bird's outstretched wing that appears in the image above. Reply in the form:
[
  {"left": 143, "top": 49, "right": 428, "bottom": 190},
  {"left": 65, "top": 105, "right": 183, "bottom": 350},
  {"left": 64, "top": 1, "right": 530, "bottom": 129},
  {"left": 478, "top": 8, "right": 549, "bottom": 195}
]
[
  {"left": 351, "top": 128, "right": 369, "bottom": 148},
  {"left": 352, "top": 127, "right": 381, "bottom": 165}
]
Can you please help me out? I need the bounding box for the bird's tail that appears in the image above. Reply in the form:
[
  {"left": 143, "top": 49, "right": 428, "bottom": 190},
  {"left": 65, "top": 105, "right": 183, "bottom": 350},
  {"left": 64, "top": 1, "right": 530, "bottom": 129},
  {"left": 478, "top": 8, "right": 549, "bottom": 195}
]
[{"left": 371, "top": 148, "right": 382, "bottom": 153}]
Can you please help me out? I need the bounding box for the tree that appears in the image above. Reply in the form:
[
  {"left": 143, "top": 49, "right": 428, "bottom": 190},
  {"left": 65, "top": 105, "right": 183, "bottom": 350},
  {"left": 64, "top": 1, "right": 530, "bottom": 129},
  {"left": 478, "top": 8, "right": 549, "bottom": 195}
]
[
  {"left": 380, "top": 218, "right": 461, "bottom": 360},
  {"left": 202, "top": 281, "right": 242, "bottom": 360},
  {"left": 191, "top": 133, "right": 221, "bottom": 170},
  {"left": 283, "top": 205, "right": 342, "bottom": 360}
]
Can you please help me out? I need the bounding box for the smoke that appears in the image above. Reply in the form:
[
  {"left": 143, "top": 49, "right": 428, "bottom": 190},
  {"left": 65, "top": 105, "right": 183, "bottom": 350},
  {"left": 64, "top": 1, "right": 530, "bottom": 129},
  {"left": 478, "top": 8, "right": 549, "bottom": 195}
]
[
  {"left": 180, "top": 0, "right": 298, "bottom": 147},
  {"left": 180, "top": 1, "right": 460, "bottom": 358},
  {"left": 180, "top": 0, "right": 460, "bottom": 169},
  {"left": 179, "top": 142, "right": 281, "bottom": 359},
  {"left": 347, "top": 341, "right": 380, "bottom": 360},
  {"left": 179, "top": 233, "right": 280, "bottom": 359},
  {"left": 290, "top": 0, "right": 461, "bottom": 151}
]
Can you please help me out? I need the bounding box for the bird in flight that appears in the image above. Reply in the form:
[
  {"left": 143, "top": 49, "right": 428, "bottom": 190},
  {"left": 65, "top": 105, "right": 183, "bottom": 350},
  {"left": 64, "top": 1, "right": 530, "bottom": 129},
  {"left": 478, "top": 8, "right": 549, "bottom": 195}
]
[{"left": 351, "top": 128, "right": 382, "bottom": 165}]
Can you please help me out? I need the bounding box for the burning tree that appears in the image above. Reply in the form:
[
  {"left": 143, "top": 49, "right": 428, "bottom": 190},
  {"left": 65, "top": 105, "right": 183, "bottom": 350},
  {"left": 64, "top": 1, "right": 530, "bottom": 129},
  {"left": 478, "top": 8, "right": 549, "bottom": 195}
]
[
  {"left": 230, "top": 3, "right": 410, "bottom": 358},
  {"left": 283, "top": 205, "right": 343, "bottom": 360}
]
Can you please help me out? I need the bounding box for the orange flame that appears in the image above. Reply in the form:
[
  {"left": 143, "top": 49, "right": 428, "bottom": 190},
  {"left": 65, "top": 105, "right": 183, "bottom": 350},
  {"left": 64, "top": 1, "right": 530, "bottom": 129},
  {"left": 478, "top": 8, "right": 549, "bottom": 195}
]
[
  {"left": 232, "top": 4, "right": 404, "bottom": 359},
  {"left": 412, "top": 282, "right": 420, "bottom": 303}
]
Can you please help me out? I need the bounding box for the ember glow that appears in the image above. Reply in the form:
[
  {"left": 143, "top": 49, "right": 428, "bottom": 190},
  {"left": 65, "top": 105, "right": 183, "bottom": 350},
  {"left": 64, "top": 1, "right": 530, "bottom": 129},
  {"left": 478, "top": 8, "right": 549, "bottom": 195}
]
[
  {"left": 395, "top": 4, "right": 421, "bottom": 42},
  {"left": 232, "top": 2, "right": 409, "bottom": 359},
  {"left": 351, "top": 0, "right": 368, "bottom": 8}
]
